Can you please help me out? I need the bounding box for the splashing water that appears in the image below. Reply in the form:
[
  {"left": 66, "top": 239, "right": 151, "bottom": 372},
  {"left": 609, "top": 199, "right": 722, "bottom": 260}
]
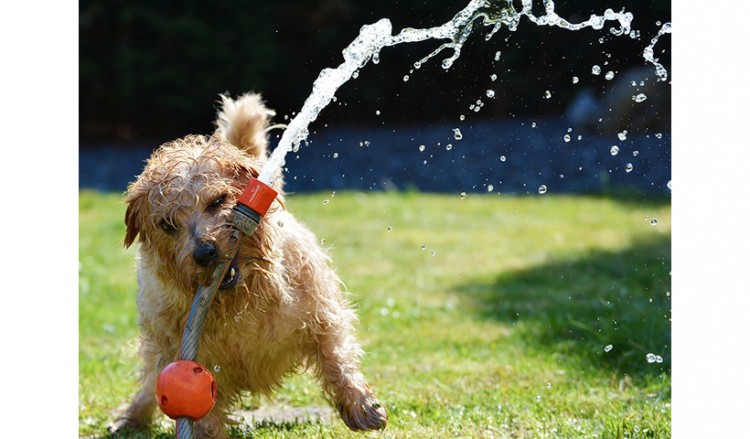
[
  {"left": 643, "top": 22, "right": 672, "bottom": 81},
  {"left": 256, "top": 0, "right": 640, "bottom": 185}
]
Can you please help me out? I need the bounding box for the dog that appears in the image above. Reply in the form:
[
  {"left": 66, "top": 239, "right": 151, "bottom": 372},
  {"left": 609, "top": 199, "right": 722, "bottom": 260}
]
[{"left": 111, "top": 93, "right": 387, "bottom": 437}]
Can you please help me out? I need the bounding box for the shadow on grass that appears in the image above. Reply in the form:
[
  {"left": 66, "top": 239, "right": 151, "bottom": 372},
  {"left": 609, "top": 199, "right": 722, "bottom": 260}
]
[{"left": 456, "top": 235, "right": 671, "bottom": 378}]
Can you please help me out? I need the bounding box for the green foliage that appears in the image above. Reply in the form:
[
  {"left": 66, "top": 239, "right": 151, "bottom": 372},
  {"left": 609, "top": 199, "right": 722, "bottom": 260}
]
[{"left": 80, "top": 190, "right": 670, "bottom": 437}]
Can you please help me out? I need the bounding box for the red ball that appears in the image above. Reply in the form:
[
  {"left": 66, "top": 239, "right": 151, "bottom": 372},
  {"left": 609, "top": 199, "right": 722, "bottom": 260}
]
[{"left": 155, "top": 360, "right": 217, "bottom": 421}]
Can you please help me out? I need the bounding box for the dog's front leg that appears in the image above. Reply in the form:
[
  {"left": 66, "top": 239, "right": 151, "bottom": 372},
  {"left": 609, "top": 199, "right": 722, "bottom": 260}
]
[
  {"left": 110, "top": 339, "right": 161, "bottom": 433},
  {"left": 313, "top": 324, "right": 388, "bottom": 431}
]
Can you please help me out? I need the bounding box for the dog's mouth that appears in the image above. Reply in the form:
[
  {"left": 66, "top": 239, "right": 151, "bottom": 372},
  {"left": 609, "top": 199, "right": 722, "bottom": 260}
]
[{"left": 219, "top": 258, "right": 240, "bottom": 290}]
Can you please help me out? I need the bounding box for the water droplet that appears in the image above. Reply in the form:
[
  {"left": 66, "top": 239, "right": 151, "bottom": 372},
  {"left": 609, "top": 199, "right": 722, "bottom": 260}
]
[
  {"left": 442, "top": 58, "right": 453, "bottom": 70},
  {"left": 625, "top": 163, "right": 634, "bottom": 173},
  {"left": 617, "top": 130, "right": 628, "bottom": 141},
  {"left": 667, "top": 180, "right": 672, "bottom": 190},
  {"left": 543, "top": 90, "right": 552, "bottom": 99},
  {"left": 546, "top": 382, "right": 552, "bottom": 389},
  {"left": 445, "top": 143, "right": 453, "bottom": 151},
  {"left": 500, "top": 155, "right": 506, "bottom": 162},
  {"left": 421, "top": 244, "right": 427, "bottom": 250},
  {"left": 610, "top": 145, "right": 620, "bottom": 156},
  {"left": 646, "top": 353, "right": 657, "bottom": 363},
  {"left": 352, "top": 70, "right": 359, "bottom": 79},
  {"left": 333, "top": 152, "right": 339, "bottom": 158},
  {"left": 494, "top": 51, "right": 502, "bottom": 61},
  {"left": 322, "top": 199, "right": 330, "bottom": 205},
  {"left": 460, "top": 192, "right": 466, "bottom": 199},
  {"left": 563, "top": 134, "right": 571, "bottom": 143},
  {"left": 387, "top": 226, "right": 392, "bottom": 232},
  {"left": 490, "top": 74, "right": 498, "bottom": 81},
  {"left": 633, "top": 93, "right": 648, "bottom": 102},
  {"left": 632, "top": 150, "right": 640, "bottom": 157},
  {"left": 431, "top": 251, "right": 436, "bottom": 256},
  {"left": 655, "top": 133, "right": 663, "bottom": 139},
  {"left": 486, "top": 89, "right": 496, "bottom": 98},
  {"left": 418, "top": 144, "right": 426, "bottom": 152},
  {"left": 572, "top": 76, "right": 579, "bottom": 84},
  {"left": 604, "top": 344, "right": 613, "bottom": 352},
  {"left": 656, "top": 355, "right": 663, "bottom": 363},
  {"left": 375, "top": 110, "right": 381, "bottom": 116},
  {"left": 213, "top": 365, "right": 221, "bottom": 373},
  {"left": 577, "top": 135, "right": 582, "bottom": 140},
  {"left": 453, "top": 128, "right": 463, "bottom": 140},
  {"left": 538, "top": 185, "right": 548, "bottom": 194},
  {"left": 605, "top": 71, "right": 615, "bottom": 80},
  {"left": 277, "top": 220, "right": 284, "bottom": 227},
  {"left": 531, "top": 122, "right": 537, "bottom": 128},
  {"left": 487, "top": 184, "right": 494, "bottom": 192},
  {"left": 459, "top": 114, "right": 465, "bottom": 121},
  {"left": 592, "top": 65, "right": 601, "bottom": 75},
  {"left": 650, "top": 218, "right": 658, "bottom": 226}
]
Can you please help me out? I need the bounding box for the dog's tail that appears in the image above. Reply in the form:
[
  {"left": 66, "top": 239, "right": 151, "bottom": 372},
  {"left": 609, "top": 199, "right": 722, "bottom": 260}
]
[{"left": 216, "top": 93, "right": 276, "bottom": 158}]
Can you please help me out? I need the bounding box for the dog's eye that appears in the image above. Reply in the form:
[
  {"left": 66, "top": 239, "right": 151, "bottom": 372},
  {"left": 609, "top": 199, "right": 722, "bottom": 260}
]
[
  {"left": 207, "top": 194, "right": 227, "bottom": 212},
  {"left": 159, "top": 219, "right": 178, "bottom": 234}
]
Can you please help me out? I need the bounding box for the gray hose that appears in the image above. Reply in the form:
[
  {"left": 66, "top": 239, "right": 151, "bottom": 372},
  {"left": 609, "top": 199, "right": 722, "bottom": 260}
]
[{"left": 173, "top": 205, "right": 263, "bottom": 438}]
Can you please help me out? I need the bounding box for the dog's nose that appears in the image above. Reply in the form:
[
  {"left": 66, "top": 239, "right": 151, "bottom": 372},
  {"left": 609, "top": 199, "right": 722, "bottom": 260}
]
[{"left": 193, "top": 241, "right": 218, "bottom": 266}]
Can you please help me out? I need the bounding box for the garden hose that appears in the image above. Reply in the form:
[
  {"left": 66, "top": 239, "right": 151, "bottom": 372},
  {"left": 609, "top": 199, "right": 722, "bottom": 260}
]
[{"left": 157, "top": 178, "right": 277, "bottom": 439}]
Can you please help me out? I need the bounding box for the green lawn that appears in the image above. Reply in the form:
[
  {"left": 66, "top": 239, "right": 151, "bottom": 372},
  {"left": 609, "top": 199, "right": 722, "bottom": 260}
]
[{"left": 79, "top": 190, "right": 671, "bottom": 438}]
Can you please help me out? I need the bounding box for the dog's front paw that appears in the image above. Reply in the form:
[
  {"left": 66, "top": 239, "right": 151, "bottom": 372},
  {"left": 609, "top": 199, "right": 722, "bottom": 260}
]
[
  {"left": 338, "top": 392, "right": 388, "bottom": 431},
  {"left": 108, "top": 416, "right": 148, "bottom": 435}
]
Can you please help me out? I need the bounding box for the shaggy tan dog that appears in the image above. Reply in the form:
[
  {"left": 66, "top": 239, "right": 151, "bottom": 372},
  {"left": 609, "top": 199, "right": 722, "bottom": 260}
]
[{"left": 112, "top": 93, "right": 387, "bottom": 437}]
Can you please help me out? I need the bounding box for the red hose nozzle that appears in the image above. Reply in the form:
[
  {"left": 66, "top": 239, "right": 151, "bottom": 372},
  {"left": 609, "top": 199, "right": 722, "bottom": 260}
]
[
  {"left": 237, "top": 178, "right": 278, "bottom": 216},
  {"left": 232, "top": 178, "right": 277, "bottom": 236}
]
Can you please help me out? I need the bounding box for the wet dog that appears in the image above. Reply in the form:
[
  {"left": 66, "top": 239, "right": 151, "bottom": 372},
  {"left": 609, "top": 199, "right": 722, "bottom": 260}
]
[{"left": 112, "top": 93, "right": 387, "bottom": 437}]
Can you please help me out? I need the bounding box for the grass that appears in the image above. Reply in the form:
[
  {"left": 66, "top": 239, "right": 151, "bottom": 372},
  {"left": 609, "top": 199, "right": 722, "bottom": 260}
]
[{"left": 80, "top": 189, "right": 671, "bottom": 438}]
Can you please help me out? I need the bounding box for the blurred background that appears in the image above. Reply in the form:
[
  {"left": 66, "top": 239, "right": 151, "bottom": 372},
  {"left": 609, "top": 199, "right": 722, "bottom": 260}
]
[{"left": 79, "top": 0, "right": 671, "bottom": 195}]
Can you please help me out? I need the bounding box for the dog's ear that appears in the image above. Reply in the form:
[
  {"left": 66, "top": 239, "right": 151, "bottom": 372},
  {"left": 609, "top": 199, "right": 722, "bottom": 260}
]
[
  {"left": 123, "top": 184, "right": 146, "bottom": 248},
  {"left": 216, "top": 93, "right": 276, "bottom": 159}
]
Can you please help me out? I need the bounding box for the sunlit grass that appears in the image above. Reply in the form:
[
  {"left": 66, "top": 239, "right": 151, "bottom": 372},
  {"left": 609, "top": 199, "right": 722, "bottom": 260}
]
[{"left": 80, "top": 190, "right": 671, "bottom": 438}]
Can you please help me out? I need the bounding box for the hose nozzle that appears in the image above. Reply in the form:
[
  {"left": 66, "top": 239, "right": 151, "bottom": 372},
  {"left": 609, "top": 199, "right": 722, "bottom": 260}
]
[{"left": 232, "top": 178, "right": 278, "bottom": 236}]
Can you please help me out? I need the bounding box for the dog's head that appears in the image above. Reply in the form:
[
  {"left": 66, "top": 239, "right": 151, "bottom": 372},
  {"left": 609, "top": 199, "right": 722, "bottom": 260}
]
[{"left": 124, "top": 94, "right": 282, "bottom": 293}]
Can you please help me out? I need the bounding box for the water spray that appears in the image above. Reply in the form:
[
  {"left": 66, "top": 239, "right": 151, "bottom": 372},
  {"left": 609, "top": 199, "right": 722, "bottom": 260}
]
[{"left": 258, "top": 0, "right": 653, "bottom": 187}]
